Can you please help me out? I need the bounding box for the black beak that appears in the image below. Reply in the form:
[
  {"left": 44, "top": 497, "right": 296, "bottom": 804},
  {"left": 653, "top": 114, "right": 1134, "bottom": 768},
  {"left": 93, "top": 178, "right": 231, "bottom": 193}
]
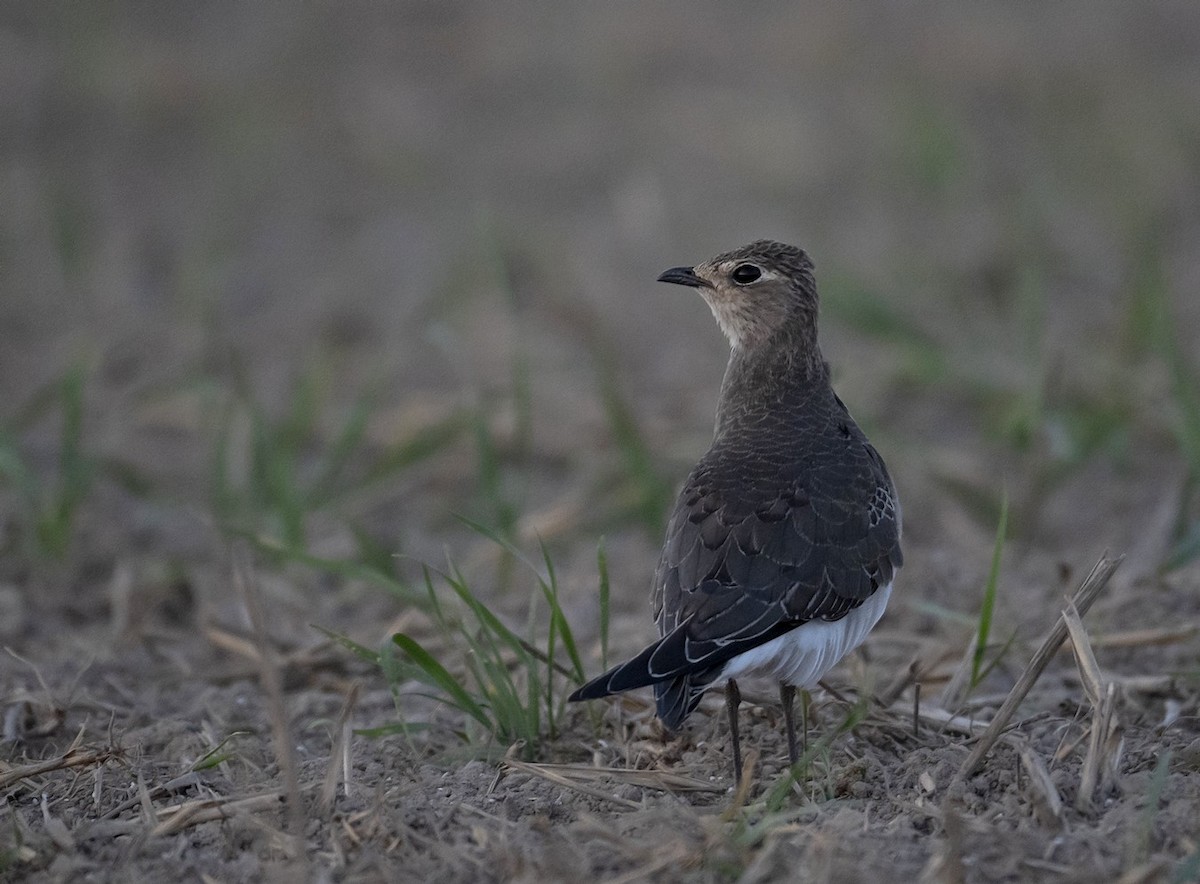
[{"left": 657, "top": 266, "right": 710, "bottom": 288}]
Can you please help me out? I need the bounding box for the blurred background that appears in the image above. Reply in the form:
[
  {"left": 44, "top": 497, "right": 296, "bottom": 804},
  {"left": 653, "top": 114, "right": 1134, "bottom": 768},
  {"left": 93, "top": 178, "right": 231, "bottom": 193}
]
[
  {"left": 4, "top": 5, "right": 1200, "bottom": 878},
  {"left": 3, "top": 1, "right": 1200, "bottom": 673}
]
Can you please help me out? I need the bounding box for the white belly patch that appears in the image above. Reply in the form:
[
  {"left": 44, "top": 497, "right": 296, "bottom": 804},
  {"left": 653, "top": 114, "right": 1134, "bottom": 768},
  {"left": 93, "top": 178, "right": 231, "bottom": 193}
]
[{"left": 718, "top": 582, "right": 893, "bottom": 687}]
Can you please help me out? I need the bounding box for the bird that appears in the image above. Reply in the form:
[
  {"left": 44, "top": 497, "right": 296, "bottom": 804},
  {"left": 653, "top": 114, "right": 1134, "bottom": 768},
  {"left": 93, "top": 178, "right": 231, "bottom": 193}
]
[{"left": 568, "top": 240, "right": 902, "bottom": 783}]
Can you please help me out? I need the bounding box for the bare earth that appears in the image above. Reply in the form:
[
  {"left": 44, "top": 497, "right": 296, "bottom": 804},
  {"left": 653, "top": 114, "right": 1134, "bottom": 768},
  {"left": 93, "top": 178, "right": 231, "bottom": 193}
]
[{"left": 2, "top": 4, "right": 1200, "bottom": 882}]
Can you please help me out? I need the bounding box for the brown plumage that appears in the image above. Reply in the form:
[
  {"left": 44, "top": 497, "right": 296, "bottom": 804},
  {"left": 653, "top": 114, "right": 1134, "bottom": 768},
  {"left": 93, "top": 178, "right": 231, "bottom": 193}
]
[{"left": 570, "top": 240, "right": 902, "bottom": 781}]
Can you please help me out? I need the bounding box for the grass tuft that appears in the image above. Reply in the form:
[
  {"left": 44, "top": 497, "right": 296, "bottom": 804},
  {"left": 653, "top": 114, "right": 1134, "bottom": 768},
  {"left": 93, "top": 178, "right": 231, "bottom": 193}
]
[
  {"left": 356, "top": 528, "right": 589, "bottom": 759},
  {"left": 209, "top": 368, "right": 464, "bottom": 548},
  {"left": 1123, "top": 229, "right": 1200, "bottom": 571},
  {"left": 595, "top": 367, "right": 674, "bottom": 535},
  {"left": 821, "top": 272, "right": 947, "bottom": 386},
  {"left": 0, "top": 366, "right": 96, "bottom": 560},
  {"left": 243, "top": 530, "right": 425, "bottom": 607},
  {"left": 761, "top": 694, "right": 872, "bottom": 814},
  {"left": 937, "top": 493, "right": 1018, "bottom": 711}
]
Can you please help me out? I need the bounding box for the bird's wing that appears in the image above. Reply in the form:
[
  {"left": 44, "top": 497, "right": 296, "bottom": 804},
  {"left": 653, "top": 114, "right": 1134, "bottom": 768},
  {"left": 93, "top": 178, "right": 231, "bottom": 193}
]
[{"left": 644, "top": 423, "right": 901, "bottom": 682}]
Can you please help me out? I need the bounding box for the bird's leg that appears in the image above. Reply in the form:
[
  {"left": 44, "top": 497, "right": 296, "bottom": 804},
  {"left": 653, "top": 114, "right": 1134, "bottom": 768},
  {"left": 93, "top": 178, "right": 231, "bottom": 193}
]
[
  {"left": 726, "top": 679, "right": 743, "bottom": 785},
  {"left": 780, "top": 683, "right": 798, "bottom": 767},
  {"left": 801, "top": 688, "right": 811, "bottom": 756}
]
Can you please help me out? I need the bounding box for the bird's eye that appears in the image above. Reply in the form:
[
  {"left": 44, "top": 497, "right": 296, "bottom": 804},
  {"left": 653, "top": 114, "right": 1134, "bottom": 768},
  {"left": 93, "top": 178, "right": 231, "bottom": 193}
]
[{"left": 731, "top": 263, "right": 761, "bottom": 284}]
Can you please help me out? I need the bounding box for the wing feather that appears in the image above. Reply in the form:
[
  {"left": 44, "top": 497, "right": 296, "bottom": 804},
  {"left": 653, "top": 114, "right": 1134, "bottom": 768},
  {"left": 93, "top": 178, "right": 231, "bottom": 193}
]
[
  {"left": 649, "top": 390, "right": 902, "bottom": 682},
  {"left": 570, "top": 387, "right": 903, "bottom": 728}
]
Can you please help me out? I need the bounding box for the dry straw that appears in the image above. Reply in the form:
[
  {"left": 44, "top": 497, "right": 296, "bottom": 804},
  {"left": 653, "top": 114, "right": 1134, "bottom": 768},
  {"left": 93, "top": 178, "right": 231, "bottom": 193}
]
[{"left": 958, "top": 553, "right": 1123, "bottom": 779}]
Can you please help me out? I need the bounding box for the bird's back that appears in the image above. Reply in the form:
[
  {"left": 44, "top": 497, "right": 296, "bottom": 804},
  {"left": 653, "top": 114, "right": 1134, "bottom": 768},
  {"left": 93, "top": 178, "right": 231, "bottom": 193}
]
[
  {"left": 567, "top": 240, "right": 902, "bottom": 735},
  {"left": 649, "top": 374, "right": 902, "bottom": 727}
]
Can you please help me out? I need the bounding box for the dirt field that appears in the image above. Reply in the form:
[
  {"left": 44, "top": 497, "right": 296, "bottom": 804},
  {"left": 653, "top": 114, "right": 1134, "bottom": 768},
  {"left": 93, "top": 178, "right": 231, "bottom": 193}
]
[{"left": 3, "top": 4, "right": 1200, "bottom": 882}]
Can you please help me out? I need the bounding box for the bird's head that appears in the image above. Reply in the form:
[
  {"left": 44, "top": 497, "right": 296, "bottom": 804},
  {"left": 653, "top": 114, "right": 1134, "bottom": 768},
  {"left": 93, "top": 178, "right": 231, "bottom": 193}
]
[{"left": 658, "top": 240, "right": 817, "bottom": 352}]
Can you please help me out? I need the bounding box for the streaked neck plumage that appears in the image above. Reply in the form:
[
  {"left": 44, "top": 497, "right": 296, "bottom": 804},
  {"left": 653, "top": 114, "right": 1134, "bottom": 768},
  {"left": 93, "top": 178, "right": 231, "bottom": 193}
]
[{"left": 714, "top": 323, "right": 830, "bottom": 438}]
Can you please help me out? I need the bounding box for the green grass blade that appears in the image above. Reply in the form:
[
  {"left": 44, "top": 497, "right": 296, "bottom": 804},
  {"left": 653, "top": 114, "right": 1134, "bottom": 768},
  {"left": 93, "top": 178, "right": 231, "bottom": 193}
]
[
  {"left": 421, "top": 565, "right": 452, "bottom": 627},
  {"left": 0, "top": 433, "right": 40, "bottom": 507},
  {"left": 190, "top": 731, "right": 250, "bottom": 771},
  {"left": 250, "top": 407, "right": 305, "bottom": 547},
  {"left": 55, "top": 366, "right": 92, "bottom": 512},
  {"left": 763, "top": 695, "right": 869, "bottom": 813},
  {"left": 280, "top": 366, "right": 322, "bottom": 456},
  {"left": 391, "top": 633, "right": 493, "bottom": 731},
  {"left": 540, "top": 539, "right": 584, "bottom": 682},
  {"left": 443, "top": 563, "right": 529, "bottom": 661},
  {"left": 311, "top": 625, "right": 381, "bottom": 665},
  {"left": 353, "top": 412, "right": 468, "bottom": 491},
  {"left": 596, "top": 368, "right": 672, "bottom": 533},
  {"left": 454, "top": 514, "right": 551, "bottom": 583},
  {"left": 208, "top": 395, "right": 239, "bottom": 524},
  {"left": 972, "top": 492, "right": 1008, "bottom": 687},
  {"left": 443, "top": 562, "right": 528, "bottom": 667},
  {"left": 21, "top": 366, "right": 96, "bottom": 558},
  {"left": 597, "top": 537, "right": 611, "bottom": 671},
  {"left": 306, "top": 391, "right": 376, "bottom": 507},
  {"left": 472, "top": 406, "right": 518, "bottom": 539},
  {"left": 973, "top": 629, "right": 1019, "bottom": 688},
  {"left": 354, "top": 723, "right": 433, "bottom": 739},
  {"left": 379, "top": 638, "right": 425, "bottom": 701},
  {"left": 231, "top": 529, "right": 424, "bottom": 606}
]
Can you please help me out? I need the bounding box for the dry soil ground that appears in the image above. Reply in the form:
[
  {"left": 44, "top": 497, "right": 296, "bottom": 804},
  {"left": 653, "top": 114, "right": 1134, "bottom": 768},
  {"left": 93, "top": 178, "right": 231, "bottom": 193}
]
[{"left": 2, "top": 4, "right": 1200, "bottom": 882}]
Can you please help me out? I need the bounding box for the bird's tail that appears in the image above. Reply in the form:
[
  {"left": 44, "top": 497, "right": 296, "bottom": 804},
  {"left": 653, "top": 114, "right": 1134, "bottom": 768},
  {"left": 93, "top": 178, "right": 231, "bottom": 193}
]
[
  {"left": 567, "top": 640, "right": 663, "bottom": 702},
  {"left": 569, "top": 619, "right": 729, "bottom": 730},
  {"left": 569, "top": 646, "right": 716, "bottom": 732},
  {"left": 653, "top": 675, "right": 708, "bottom": 731}
]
